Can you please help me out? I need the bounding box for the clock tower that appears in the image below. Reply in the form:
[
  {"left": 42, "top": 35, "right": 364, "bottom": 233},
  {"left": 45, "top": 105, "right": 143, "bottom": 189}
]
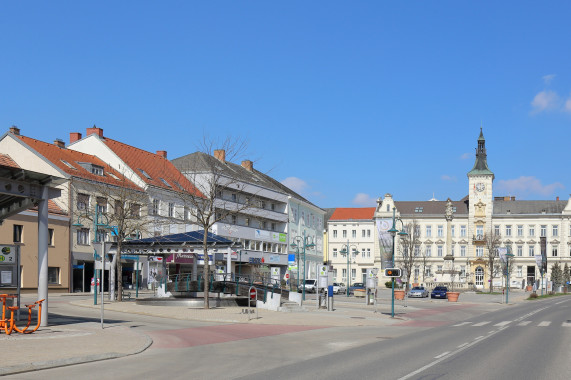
[{"left": 468, "top": 128, "right": 494, "bottom": 250}]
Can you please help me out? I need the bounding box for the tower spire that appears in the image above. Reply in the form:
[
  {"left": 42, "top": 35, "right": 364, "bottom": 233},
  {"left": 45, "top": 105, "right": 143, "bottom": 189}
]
[{"left": 468, "top": 128, "right": 494, "bottom": 178}]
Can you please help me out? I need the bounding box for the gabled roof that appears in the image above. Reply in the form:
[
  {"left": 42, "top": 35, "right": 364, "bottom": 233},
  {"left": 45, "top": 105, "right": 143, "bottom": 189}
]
[
  {"left": 16, "top": 135, "right": 143, "bottom": 191},
  {"left": 493, "top": 200, "right": 567, "bottom": 215},
  {"left": 101, "top": 138, "right": 203, "bottom": 197},
  {"left": 395, "top": 200, "right": 469, "bottom": 216},
  {"left": 329, "top": 207, "right": 375, "bottom": 221},
  {"left": 172, "top": 152, "right": 321, "bottom": 210},
  {"left": 29, "top": 199, "right": 68, "bottom": 216},
  {"left": 0, "top": 154, "right": 20, "bottom": 169}
]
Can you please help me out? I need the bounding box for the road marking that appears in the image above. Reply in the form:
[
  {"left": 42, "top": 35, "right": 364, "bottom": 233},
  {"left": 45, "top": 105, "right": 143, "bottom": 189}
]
[
  {"left": 517, "top": 321, "right": 532, "bottom": 326},
  {"left": 488, "top": 331, "right": 495, "bottom": 334},
  {"left": 555, "top": 301, "right": 564, "bottom": 305},
  {"left": 538, "top": 321, "right": 551, "bottom": 327},
  {"left": 453, "top": 322, "right": 472, "bottom": 327},
  {"left": 457, "top": 343, "right": 468, "bottom": 348},
  {"left": 562, "top": 322, "right": 571, "bottom": 327},
  {"left": 398, "top": 329, "right": 499, "bottom": 380},
  {"left": 474, "top": 336, "right": 484, "bottom": 340},
  {"left": 434, "top": 351, "right": 450, "bottom": 359},
  {"left": 494, "top": 321, "right": 511, "bottom": 327},
  {"left": 473, "top": 321, "right": 490, "bottom": 326}
]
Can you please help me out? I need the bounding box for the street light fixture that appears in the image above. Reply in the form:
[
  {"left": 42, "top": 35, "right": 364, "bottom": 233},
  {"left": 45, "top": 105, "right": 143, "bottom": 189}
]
[
  {"left": 388, "top": 207, "right": 408, "bottom": 318},
  {"left": 290, "top": 230, "right": 315, "bottom": 303},
  {"left": 339, "top": 241, "right": 359, "bottom": 297}
]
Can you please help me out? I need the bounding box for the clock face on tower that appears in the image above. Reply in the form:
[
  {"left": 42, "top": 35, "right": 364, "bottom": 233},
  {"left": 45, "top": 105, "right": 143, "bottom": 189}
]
[{"left": 476, "top": 183, "right": 485, "bottom": 192}]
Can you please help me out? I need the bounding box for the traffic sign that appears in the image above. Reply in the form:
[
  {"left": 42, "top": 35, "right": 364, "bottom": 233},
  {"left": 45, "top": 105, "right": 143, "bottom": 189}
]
[
  {"left": 250, "top": 288, "right": 257, "bottom": 300},
  {"left": 285, "top": 273, "right": 290, "bottom": 279}
]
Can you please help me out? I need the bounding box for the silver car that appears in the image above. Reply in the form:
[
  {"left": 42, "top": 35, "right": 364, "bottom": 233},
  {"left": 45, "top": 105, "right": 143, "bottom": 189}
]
[{"left": 408, "top": 286, "right": 429, "bottom": 298}]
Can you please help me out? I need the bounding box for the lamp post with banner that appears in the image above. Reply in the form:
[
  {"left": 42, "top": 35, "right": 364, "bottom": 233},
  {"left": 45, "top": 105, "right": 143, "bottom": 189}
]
[
  {"left": 290, "top": 230, "right": 316, "bottom": 303},
  {"left": 339, "top": 241, "right": 359, "bottom": 297},
  {"left": 388, "top": 207, "right": 408, "bottom": 318}
]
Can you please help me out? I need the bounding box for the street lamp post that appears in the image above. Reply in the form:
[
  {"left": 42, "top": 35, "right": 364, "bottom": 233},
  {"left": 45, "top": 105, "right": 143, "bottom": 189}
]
[
  {"left": 290, "top": 230, "right": 315, "bottom": 303},
  {"left": 72, "top": 206, "right": 111, "bottom": 306},
  {"left": 388, "top": 207, "right": 408, "bottom": 318},
  {"left": 505, "top": 251, "right": 514, "bottom": 304},
  {"left": 339, "top": 240, "right": 358, "bottom": 297}
]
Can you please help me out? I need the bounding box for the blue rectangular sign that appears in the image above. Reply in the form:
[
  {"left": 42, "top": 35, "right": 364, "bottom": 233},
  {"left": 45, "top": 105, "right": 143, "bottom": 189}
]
[{"left": 122, "top": 255, "right": 140, "bottom": 260}]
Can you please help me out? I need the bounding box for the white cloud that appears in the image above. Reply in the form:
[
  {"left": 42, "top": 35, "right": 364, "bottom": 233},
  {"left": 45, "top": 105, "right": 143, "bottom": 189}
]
[
  {"left": 542, "top": 74, "right": 556, "bottom": 85},
  {"left": 460, "top": 153, "right": 471, "bottom": 160},
  {"left": 281, "top": 177, "right": 308, "bottom": 194},
  {"left": 531, "top": 90, "right": 559, "bottom": 113},
  {"left": 441, "top": 175, "right": 456, "bottom": 181},
  {"left": 352, "top": 193, "right": 377, "bottom": 206},
  {"left": 565, "top": 94, "right": 571, "bottom": 113},
  {"left": 496, "top": 176, "right": 564, "bottom": 198}
]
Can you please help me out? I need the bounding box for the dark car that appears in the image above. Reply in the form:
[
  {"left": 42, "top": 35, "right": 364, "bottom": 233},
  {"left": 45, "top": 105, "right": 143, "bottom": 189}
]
[
  {"left": 431, "top": 286, "right": 448, "bottom": 299},
  {"left": 349, "top": 282, "right": 365, "bottom": 294}
]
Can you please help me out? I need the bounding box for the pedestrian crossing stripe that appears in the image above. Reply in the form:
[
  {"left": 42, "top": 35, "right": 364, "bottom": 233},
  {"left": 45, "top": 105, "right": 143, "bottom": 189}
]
[
  {"left": 453, "top": 320, "right": 569, "bottom": 327},
  {"left": 538, "top": 321, "right": 551, "bottom": 327}
]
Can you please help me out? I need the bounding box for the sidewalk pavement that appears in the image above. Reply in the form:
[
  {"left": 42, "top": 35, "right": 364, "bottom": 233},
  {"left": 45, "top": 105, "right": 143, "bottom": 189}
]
[{"left": 0, "top": 290, "right": 530, "bottom": 376}]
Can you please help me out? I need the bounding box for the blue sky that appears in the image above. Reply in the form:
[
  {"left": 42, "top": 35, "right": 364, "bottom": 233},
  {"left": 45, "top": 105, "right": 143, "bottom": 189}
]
[{"left": 2, "top": 1, "right": 570, "bottom": 208}]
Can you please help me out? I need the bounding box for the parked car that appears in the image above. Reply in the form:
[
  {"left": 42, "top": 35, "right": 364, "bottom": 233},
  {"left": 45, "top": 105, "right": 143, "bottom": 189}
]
[
  {"left": 325, "top": 282, "right": 347, "bottom": 295},
  {"left": 348, "top": 282, "right": 365, "bottom": 294},
  {"left": 408, "top": 286, "right": 429, "bottom": 298},
  {"left": 431, "top": 286, "right": 448, "bottom": 299},
  {"left": 297, "top": 279, "right": 317, "bottom": 293}
]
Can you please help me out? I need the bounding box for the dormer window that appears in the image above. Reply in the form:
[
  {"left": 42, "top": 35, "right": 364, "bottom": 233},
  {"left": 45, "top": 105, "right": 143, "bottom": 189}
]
[
  {"left": 108, "top": 172, "right": 120, "bottom": 180},
  {"left": 160, "top": 178, "right": 172, "bottom": 188},
  {"left": 138, "top": 168, "right": 152, "bottom": 180},
  {"left": 415, "top": 207, "right": 424, "bottom": 213},
  {"left": 91, "top": 165, "right": 104, "bottom": 176}
]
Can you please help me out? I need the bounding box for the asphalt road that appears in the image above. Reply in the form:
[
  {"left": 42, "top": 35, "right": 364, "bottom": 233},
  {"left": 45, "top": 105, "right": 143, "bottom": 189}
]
[{"left": 9, "top": 295, "right": 570, "bottom": 380}]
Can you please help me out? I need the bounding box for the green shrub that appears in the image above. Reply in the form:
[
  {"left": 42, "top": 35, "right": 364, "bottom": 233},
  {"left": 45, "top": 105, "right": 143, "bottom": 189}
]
[{"left": 385, "top": 281, "right": 393, "bottom": 288}]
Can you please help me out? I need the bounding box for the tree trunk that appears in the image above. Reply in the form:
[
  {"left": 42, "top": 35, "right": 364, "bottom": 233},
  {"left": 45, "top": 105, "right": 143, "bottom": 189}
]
[
  {"left": 109, "top": 253, "right": 117, "bottom": 301},
  {"left": 117, "top": 241, "right": 123, "bottom": 302},
  {"left": 203, "top": 232, "right": 210, "bottom": 309}
]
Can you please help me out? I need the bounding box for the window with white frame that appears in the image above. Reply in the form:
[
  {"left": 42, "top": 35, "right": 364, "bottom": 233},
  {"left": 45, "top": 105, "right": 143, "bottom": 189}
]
[
  {"left": 517, "top": 246, "right": 523, "bottom": 257},
  {"left": 552, "top": 247, "right": 558, "bottom": 257},
  {"left": 367, "top": 248, "right": 371, "bottom": 258},
  {"left": 414, "top": 266, "right": 420, "bottom": 278},
  {"left": 342, "top": 268, "right": 347, "bottom": 279},
  {"left": 77, "top": 228, "right": 89, "bottom": 245},
  {"left": 460, "top": 245, "right": 466, "bottom": 257},
  {"left": 333, "top": 248, "right": 338, "bottom": 258},
  {"left": 333, "top": 268, "right": 337, "bottom": 279},
  {"left": 437, "top": 265, "right": 443, "bottom": 273},
  {"left": 425, "top": 245, "right": 432, "bottom": 257},
  {"left": 367, "top": 230, "right": 371, "bottom": 238},
  {"left": 437, "top": 245, "right": 443, "bottom": 257},
  {"left": 168, "top": 202, "right": 174, "bottom": 217},
  {"left": 451, "top": 225, "right": 455, "bottom": 237},
  {"left": 152, "top": 199, "right": 160, "bottom": 215},
  {"left": 77, "top": 193, "right": 89, "bottom": 211},
  {"left": 552, "top": 225, "right": 558, "bottom": 237},
  {"left": 460, "top": 225, "right": 467, "bottom": 237},
  {"left": 426, "top": 226, "right": 432, "bottom": 237},
  {"left": 352, "top": 230, "right": 356, "bottom": 238},
  {"left": 505, "top": 225, "right": 512, "bottom": 236},
  {"left": 425, "top": 266, "right": 432, "bottom": 277},
  {"left": 414, "top": 246, "right": 420, "bottom": 256},
  {"left": 351, "top": 268, "right": 356, "bottom": 279},
  {"left": 517, "top": 266, "right": 522, "bottom": 277},
  {"left": 476, "top": 246, "right": 484, "bottom": 257},
  {"left": 494, "top": 225, "right": 500, "bottom": 236},
  {"left": 517, "top": 225, "right": 524, "bottom": 237},
  {"left": 333, "top": 230, "right": 337, "bottom": 238},
  {"left": 476, "top": 225, "right": 483, "bottom": 237},
  {"left": 529, "top": 246, "right": 535, "bottom": 257},
  {"left": 460, "top": 265, "right": 466, "bottom": 277},
  {"left": 540, "top": 225, "right": 547, "bottom": 237},
  {"left": 342, "top": 230, "right": 347, "bottom": 238},
  {"left": 437, "top": 225, "right": 443, "bottom": 237},
  {"left": 529, "top": 225, "right": 535, "bottom": 236},
  {"left": 96, "top": 197, "right": 107, "bottom": 214},
  {"left": 361, "top": 248, "right": 365, "bottom": 258},
  {"left": 362, "top": 230, "right": 366, "bottom": 238}
]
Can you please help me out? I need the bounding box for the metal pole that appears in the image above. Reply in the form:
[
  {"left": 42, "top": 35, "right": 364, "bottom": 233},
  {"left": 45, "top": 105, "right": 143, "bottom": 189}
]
[
  {"left": 506, "top": 256, "right": 509, "bottom": 304},
  {"left": 101, "top": 243, "right": 105, "bottom": 329},
  {"left": 346, "top": 240, "right": 350, "bottom": 297},
  {"left": 302, "top": 230, "right": 306, "bottom": 302},
  {"left": 391, "top": 208, "right": 396, "bottom": 318},
  {"left": 93, "top": 208, "right": 98, "bottom": 306},
  {"left": 136, "top": 256, "right": 139, "bottom": 298}
]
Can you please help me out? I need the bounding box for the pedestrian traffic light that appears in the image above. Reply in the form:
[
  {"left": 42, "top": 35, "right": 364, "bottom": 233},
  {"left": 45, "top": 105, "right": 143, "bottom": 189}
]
[{"left": 384, "top": 268, "right": 401, "bottom": 277}]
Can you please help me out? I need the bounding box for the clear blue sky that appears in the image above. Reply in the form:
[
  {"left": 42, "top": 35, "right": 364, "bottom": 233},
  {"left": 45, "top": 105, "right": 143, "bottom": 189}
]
[{"left": 2, "top": 1, "right": 570, "bottom": 208}]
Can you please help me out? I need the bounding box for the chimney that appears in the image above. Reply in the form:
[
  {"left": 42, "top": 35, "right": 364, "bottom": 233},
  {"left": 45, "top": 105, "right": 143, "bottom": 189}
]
[
  {"left": 156, "top": 150, "right": 167, "bottom": 158},
  {"left": 241, "top": 160, "right": 253, "bottom": 172},
  {"left": 86, "top": 125, "right": 104, "bottom": 138},
  {"left": 9, "top": 126, "right": 20, "bottom": 135},
  {"left": 556, "top": 196, "right": 559, "bottom": 201},
  {"left": 70, "top": 132, "right": 82, "bottom": 143},
  {"left": 54, "top": 139, "right": 65, "bottom": 148},
  {"left": 214, "top": 149, "right": 226, "bottom": 162}
]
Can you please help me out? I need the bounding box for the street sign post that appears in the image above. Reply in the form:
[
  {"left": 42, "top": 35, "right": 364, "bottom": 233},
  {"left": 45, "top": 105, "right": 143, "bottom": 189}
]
[{"left": 248, "top": 286, "right": 258, "bottom": 321}]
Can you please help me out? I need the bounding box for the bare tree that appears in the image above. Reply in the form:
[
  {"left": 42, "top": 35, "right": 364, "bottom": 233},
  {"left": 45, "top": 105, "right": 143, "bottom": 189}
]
[
  {"left": 71, "top": 173, "right": 154, "bottom": 302},
  {"left": 397, "top": 220, "right": 422, "bottom": 290},
  {"left": 173, "top": 136, "right": 261, "bottom": 309},
  {"left": 483, "top": 231, "right": 502, "bottom": 293}
]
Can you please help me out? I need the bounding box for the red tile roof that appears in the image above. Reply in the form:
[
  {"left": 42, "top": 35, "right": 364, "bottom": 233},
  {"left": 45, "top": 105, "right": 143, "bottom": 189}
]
[
  {"left": 29, "top": 199, "right": 68, "bottom": 216},
  {"left": 0, "top": 154, "right": 21, "bottom": 169},
  {"left": 102, "top": 138, "right": 203, "bottom": 197},
  {"left": 329, "top": 207, "right": 375, "bottom": 221},
  {"left": 17, "top": 136, "right": 144, "bottom": 191}
]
